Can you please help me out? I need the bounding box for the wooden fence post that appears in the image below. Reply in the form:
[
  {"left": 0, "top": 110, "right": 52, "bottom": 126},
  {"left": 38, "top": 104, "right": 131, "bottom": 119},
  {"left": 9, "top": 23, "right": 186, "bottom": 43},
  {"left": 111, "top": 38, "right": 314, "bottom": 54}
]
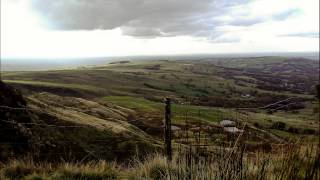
[{"left": 164, "top": 98, "right": 172, "bottom": 161}]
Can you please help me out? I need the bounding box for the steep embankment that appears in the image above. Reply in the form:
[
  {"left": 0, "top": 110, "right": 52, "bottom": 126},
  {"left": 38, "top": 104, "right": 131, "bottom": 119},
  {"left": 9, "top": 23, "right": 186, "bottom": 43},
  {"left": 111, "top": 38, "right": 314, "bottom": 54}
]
[
  {"left": 0, "top": 81, "right": 160, "bottom": 162},
  {"left": 0, "top": 81, "right": 33, "bottom": 161}
]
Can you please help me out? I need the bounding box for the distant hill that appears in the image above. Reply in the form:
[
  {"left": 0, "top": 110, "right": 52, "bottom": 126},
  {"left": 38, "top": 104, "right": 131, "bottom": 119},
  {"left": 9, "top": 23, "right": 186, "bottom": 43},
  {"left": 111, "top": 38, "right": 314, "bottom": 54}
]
[
  {"left": 3, "top": 56, "right": 318, "bottom": 106},
  {"left": 2, "top": 52, "right": 318, "bottom": 71},
  {"left": 1, "top": 56, "right": 319, "bottom": 163}
]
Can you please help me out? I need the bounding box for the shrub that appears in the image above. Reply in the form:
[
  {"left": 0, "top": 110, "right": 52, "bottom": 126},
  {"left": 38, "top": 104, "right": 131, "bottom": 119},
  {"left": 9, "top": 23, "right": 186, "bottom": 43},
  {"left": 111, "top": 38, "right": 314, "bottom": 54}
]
[
  {"left": 25, "top": 174, "right": 50, "bottom": 180},
  {"left": 288, "top": 127, "right": 300, "bottom": 134},
  {"left": 271, "top": 122, "right": 286, "bottom": 130},
  {"left": 145, "top": 64, "right": 161, "bottom": 70},
  {"left": 302, "top": 129, "right": 316, "bottom": 135},
  {"left": 52, "top": 161, "right": 119, "bottom": 180},
  {"left": 253, "top": 122, "right": 261, "bottom": 128},
  {"left": 1, "top": 161, "right": 36, "bottom": 179},
  {"left": 0, "top": 160, "right": 119, "bottom": 180}
]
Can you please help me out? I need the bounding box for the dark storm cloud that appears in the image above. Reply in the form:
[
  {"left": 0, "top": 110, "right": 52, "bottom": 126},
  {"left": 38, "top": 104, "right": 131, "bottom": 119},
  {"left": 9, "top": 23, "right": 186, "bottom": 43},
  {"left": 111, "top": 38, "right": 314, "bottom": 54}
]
[
  {"left": 31, "top": 0, "right": 214, "bottom": 30},
  {"left": 30, "top": 0, "right": 300, "bottom": 39},
  {"left": 30, "top": 0, "right": 249, "bottom": 37}
]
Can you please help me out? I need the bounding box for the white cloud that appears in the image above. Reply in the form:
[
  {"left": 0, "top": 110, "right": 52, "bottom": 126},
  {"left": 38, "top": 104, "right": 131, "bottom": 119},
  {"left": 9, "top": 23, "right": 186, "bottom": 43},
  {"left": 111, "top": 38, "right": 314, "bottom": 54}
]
[{"left": 1, "top": 0, "right": 319, "bottom": 59}]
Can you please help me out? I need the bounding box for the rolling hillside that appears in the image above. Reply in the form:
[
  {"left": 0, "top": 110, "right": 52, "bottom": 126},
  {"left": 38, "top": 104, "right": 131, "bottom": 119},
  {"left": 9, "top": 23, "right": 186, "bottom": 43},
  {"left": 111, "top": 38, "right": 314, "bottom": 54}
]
[
  {"left": 2, "top": 57, "right": 319, "bottom": 148},
  {"left": 0, "top": 81, "right": 160, "bottom": 162},
  {"left": 0, "top": 57, "right": 319, "bottom": 179}
]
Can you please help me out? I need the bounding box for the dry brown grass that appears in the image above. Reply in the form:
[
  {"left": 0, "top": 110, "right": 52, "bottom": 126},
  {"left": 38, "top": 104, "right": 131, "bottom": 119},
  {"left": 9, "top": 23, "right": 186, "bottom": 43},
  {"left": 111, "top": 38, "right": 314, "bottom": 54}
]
[{"left": 1, "top": 143, "right": 318, "bottom": 180}]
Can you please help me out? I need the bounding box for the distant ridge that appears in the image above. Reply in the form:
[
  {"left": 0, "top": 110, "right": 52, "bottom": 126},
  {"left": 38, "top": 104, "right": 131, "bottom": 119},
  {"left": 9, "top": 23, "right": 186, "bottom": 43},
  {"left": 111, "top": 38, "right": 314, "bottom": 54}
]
[{"left": 2, "top": 52, "right": 318, "bottom": 71}]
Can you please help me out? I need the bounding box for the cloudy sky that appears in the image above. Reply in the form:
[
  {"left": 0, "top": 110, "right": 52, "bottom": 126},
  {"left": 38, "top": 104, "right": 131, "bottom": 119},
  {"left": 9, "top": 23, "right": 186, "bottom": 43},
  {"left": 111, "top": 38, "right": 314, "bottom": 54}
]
[{"left": 1, "top": 0, "right": 319, "bottom": 59}]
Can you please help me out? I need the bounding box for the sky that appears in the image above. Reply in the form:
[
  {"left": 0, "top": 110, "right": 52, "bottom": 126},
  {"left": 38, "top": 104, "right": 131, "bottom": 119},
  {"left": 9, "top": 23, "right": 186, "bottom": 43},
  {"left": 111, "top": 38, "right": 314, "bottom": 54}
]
[{"left": 1, "top": 0, "right": 319, "bottom": 59}]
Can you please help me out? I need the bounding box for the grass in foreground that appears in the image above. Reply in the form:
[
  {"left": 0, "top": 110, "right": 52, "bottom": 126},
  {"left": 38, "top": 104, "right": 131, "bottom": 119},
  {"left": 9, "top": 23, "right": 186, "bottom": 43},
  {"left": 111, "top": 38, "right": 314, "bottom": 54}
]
[{"left": 1, "top": 143, "right": 318, "bottom": 180}]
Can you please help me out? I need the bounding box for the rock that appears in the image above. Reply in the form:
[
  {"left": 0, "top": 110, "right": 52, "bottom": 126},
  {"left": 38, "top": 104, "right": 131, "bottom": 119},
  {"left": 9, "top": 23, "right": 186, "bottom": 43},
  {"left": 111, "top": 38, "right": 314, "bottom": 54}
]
[
  {"left": 223, "top": 127, "right": 244, "bottom": 133},
  {"left": 171, "top": 125, "right": 181, "bottom": 131},
  {"left": 220, "top": 120, "right": 236, "bottom": 127}
]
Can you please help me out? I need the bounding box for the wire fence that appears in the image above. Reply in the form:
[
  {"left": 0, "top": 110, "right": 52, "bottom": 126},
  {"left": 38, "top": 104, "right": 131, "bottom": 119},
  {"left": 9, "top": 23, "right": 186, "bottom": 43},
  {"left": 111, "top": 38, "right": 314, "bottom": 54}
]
[{"left": 0, "top": 96, "right": 307, "bottom": 161}]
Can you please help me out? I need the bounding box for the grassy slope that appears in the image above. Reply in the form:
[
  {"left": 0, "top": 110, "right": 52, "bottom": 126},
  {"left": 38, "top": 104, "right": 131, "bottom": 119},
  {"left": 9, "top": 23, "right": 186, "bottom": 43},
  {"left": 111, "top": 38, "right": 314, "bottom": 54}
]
[
  {"left": 3, "top": 58, "right": 317, "bottom": 100},
  {"left": 102, "top": 96, "right": 319, "bottom": 143},
  {"left": 4, "top": 80, "right": 105, "bottom": 93},
  {"left": 1, "top": 144, "right": 318, "bottom": 179},
  {"left": 102, "top": 96, "right": 224, "bottom": 124},
  {"left": 19, "top": 93, "right": 161, "bottom": 162},
  {"left": 2, "top": 58, "right": 319, "bottom": 143}
]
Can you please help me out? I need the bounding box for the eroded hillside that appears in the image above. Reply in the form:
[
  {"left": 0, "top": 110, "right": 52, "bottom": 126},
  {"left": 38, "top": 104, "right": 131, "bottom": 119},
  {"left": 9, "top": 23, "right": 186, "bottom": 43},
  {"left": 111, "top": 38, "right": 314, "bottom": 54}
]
[
  {"left": 0, "top": 82, "right": 160, "bottom": 162},
  {"left": 1, "top": 57, "right": 319, "bottom": 162}
]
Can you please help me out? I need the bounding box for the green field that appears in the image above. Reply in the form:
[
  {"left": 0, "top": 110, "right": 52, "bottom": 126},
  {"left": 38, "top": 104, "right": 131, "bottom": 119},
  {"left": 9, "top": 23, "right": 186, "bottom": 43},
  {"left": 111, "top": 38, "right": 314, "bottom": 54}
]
[
  {"left": 1, "top": 57, "right": 319, "bottom": 156},
  {"left": 1, "top": 57, "right": 319, "bottom": 179},
  {"left": 6, "top": 58, "right": 319, "bottom": 97}
]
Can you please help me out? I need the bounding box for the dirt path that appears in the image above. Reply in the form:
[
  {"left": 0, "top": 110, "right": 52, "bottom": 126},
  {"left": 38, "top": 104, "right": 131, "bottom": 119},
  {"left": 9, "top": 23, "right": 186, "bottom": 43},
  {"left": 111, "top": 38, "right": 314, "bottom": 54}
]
[{"left": 248, "top": 125, "right": 286, "bottom": 143}]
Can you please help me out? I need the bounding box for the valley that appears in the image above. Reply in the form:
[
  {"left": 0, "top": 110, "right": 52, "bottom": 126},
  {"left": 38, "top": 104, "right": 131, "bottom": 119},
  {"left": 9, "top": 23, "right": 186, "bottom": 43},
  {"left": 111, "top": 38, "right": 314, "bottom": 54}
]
[{"left": 0, "top": 56, "right": 319, "bottom": 179}]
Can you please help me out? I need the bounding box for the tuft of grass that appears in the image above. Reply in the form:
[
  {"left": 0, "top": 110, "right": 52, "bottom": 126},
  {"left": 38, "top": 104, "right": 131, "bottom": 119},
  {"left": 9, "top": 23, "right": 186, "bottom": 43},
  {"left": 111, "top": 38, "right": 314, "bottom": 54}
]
[
  {"left": 0, "top": 160, "right": 120, "bottom": 180},
  {"left": 1, "top": 144, "right": 318, "bottom": 179},
  {"left": 0, "top": 160, "right": 48, "bottom": 180},
  {"left": 52, "top": 161, "right": 118, "bottom": 179},
  {"left": 130, "top": 154, "right": 168, "bottom": 179}
]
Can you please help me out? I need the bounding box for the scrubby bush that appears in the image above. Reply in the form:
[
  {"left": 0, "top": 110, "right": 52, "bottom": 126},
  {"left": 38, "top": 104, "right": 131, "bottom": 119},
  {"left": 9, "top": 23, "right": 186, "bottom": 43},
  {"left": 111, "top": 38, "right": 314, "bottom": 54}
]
[
  {"left": 2, "top": 165, "right": 33, "bottom": 179},
  {"left": 0, "top": 160, "right": 119, "bottom": 180},
  {"left": 288, "top": 127, "right": 300, "bottom": 134},
  {"left": 303, "top": 128, "right": 316, "bottom": 135},
  {"left": 271, "top": 121, "right": 286, "bottom": 130},
  {"left": 253, "top": 122, "right": 261, "bottom": 128}
]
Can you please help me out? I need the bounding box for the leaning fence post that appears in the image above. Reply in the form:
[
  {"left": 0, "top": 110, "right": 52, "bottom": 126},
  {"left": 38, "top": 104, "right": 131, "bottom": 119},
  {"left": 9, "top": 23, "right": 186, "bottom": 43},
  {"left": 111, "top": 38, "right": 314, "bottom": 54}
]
[{"left": 164, "top": 97, "right": 172, "bottom": 161}]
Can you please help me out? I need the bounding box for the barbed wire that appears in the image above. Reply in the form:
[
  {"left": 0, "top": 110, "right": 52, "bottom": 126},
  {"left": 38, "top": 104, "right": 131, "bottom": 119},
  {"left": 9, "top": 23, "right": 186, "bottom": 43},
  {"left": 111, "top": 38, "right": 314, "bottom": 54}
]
[
  {"left": 0, "top": 96, "right": 305, "bottom": 151},
  {"left": 0, "top": 141, "right": 151, "bottom": 152},
  {"left": 0, "top": 105, "right": 92, "bottom": 114},
  {"left": 0, "top": 95, "right": 302, "bottom": 114},
  {"left": 0, "top": 118, "right": 160, "bottom": 145},
  {"left": 0, "top": 119, "right": 91, "bottom": 128},
  {"left": 236, "top": 97, "right": 301, "bottom": 110}
]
